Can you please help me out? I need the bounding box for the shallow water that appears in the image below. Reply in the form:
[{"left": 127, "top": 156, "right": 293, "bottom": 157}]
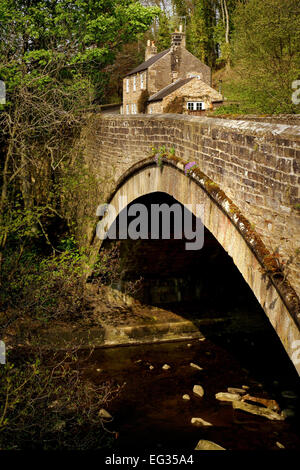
[{"left": 81, "top": 332, "right": 300, "bottom": 451}]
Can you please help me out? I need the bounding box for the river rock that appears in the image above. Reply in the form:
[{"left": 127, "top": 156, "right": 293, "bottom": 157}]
[
  {"left": 216, "top": 392, "right": 241, "bottom": 402},
  {"left": 199, "top": 337, "right": 206, "bottom": 341},
  {"left": 281, "top": 390, "right": 297, "bottom": 399},
  {"left": 276, "top": 442, "right": 285, "bottom": 449},
  {"left": 190, "top": 362, "right": 203, "bottom": 370},
  {"left": 99, "top": 408, "right": 112, "bottom": 420},
  {"left": 191, "top": 417, "right": 212, "bottom": 427},
  {"left": 281, "top": 408, "right": 296, "bottom": 418},
  {"left": 193, "top": 385, "right": 204, "bottom": 398},
  {"left": 242, "top": 385, "right": 249, "bottom": 390},
  {"left": 242, "top": 394, "right": 280, "bottom": 411},
  {"left": 232, "top": 400, "right": 285, "bottom": 421},
  {"left": 162, "top": 364, "right": 171, "bottom": 370},
  {"left": 149, "top": 365, "right": 154, "bottom": 370},
  {"left": 182, "top": 394, "right": 190, "bottom": 400},
  {"left": 227, "top": 387, "right": 246, "bottom": 395},
  {"left": 195, "top": 440, "right": 226, "bottom": 450}
]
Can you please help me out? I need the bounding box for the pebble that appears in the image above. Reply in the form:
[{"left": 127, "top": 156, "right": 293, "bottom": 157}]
[
  {"left": 191, "top": 417, "right": 212, "bottom": 427},
  {"left": 182, "top": 394, "right": 190, "bottom": 400},
  {"left": 96, "top": 368, "right": 102, "bottom": 372},
  {"left": 149, "top": 365, "right": 154, "bottom": 370},
  {"left": 187, "top": 344, "right": 192, "bottom": 348},
  {"left": 193, "top": 385, "right": 205, "bottom": 398},
  {"left": 242, "top": 385, "right": 250, "bottom": 390},
  {"left": 162, "top": 364, "right": 171, "bottom": 370},
  {"left": 190, "top": 362, "right": 203, "bottom": 371},
  {"left": 199, "top": 337, "right": 206, "bottom": 342},
  {"left": 276, "top": 441, "right": 285, "bottom": 449}
]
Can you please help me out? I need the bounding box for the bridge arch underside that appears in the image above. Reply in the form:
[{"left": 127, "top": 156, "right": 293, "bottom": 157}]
[{"left": 95, "top": 160, "right": 300, "bottom": 375}]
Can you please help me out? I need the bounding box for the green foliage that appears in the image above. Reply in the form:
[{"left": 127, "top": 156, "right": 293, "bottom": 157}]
[
  {"left": 231, "top": 0, "right": 300, "bottom": 114},
  {"left": 0, "top": 350, "right": 121, "bottom": 450},
  {"left": 187, "top": 2, "right": 209, "bottom": 63},
  {"left": 0, "top": 0, "right": 160, "bottom": 102},
  {"left": 156, "top": 12, "right": 171, "bottom": 52},
  {"left": 0, "top": 240, "right": 90, "bottom": 324}
]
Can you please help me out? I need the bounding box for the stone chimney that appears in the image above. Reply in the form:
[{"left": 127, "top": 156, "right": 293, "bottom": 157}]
[
  {"left": 171, "top": 24, "right": 186, "bottom": 49},
  {"left": 145, "top": 40, "right": 157, "bottom": 61}
]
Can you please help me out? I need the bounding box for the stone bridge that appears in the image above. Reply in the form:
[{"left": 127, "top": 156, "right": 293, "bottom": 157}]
[{"left": 81, "top": 114, "right": 300, "bottom": 374}]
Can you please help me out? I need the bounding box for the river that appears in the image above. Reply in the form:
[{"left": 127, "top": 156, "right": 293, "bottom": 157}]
[{"left": 80, "top": 331, "right": 300, "bottom": 451}]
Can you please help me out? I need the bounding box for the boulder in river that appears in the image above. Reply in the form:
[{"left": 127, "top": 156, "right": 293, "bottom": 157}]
[
  {"left": 195, "top": 440, "right": 226, "bottom": 450},
  {"left": 216, "top": 392, "right": 241, "bottom": 402},
  {"left": 232, "top": 400, "right": 285, "bottom": 421},
  {"left": 242, "top": 394, "right": 280, "bottom": 411},
  {"left": 191, "top": 417, "right": 212, "bottom": 427},
  {"left": 227, "top": 387, "right": 246, "bottom": 395},
  {"left": 193, "top": 385, "right": 204, "bottom": 398}
]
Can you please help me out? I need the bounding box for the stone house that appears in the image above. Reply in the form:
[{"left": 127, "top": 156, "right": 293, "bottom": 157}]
[{"left": 122, "top": 27, "right": 223, "bottom": 115}]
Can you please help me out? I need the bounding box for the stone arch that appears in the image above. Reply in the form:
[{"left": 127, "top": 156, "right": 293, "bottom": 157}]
[{"left": 91, "top": 155, "right": 300, "bottom": 375}]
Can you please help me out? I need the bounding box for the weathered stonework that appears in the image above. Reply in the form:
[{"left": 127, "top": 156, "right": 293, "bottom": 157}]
[
  {"left": 81, "top": 114, "right": 300, "bottom": 373},
  {"left": 147, "top": 77, "right": 223, "bottom": 114}
]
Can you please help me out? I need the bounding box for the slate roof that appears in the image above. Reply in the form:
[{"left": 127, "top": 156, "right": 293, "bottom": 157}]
[
  {"left": 147, "top": 78, "right": 194, "bottom": 102},
  {"left": 125, "top": 49, "right": 170, "bottom": 77},
  {"left": 148, "top": 77, "right": 224, "bottom": 103}
]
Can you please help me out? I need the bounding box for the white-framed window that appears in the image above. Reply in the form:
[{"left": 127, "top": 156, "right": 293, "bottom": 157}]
[
  {"left": 126, "top": 104, "right": 129, "bottom": 114},
  {"left": 187, "top": 101, "right": 205, "bottom": 111},
  {"left": 131, "top": 103, "right": 135, "bottom": 114},
  {"left": 134, "top": 103, "right": 137, "bottom": 114},
  {"left": 140, "top": 73, "right": 144, "bottom": 89},
  {"left": 133, "top": 75, "right": 136, "bottom": 91},
  {"left": 126, "top": 79, "right": 129, "bottom": 93},
  {"left": 149, "top": 107, "right": 152, "bottom": 114}
]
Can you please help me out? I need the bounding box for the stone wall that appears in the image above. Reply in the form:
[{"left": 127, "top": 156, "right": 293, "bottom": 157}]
[{"left": 82, "top": 114, "right": 300, "bottom": 298}]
